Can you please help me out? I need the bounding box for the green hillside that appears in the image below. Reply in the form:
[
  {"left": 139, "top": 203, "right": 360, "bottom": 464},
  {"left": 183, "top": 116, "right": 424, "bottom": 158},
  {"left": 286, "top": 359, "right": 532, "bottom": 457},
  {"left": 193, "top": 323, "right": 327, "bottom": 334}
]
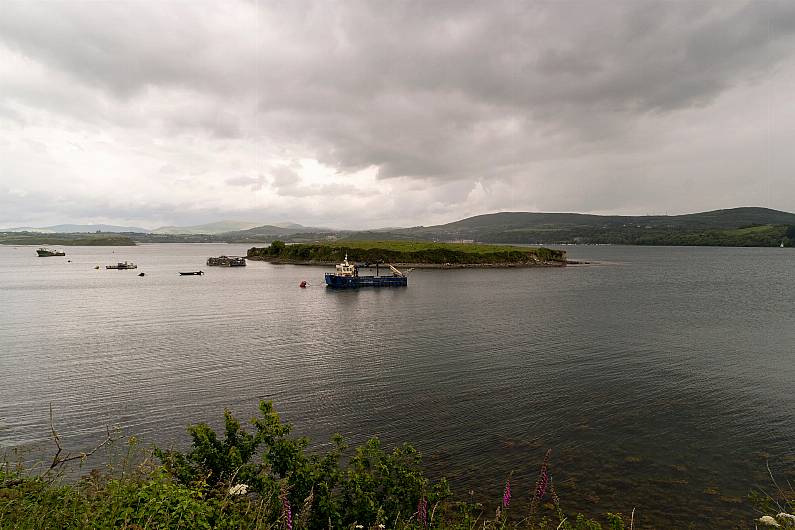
[
  {"left": 0, "top": 232, "right": 136, "bottom": 246},
  {"left": 15, "top": 207, "right": 791, "bottom": 247},
  {"left": 423, "top": 207, "right": 795, "bottom": 231},
  {"left": 388, "top": 207, "right": 795, "bottom": 247}
]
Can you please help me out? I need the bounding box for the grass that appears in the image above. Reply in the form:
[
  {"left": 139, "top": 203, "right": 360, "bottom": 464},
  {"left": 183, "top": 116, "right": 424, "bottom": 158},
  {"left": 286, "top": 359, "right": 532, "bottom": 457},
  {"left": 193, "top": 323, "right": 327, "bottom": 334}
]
[{"left": 319, "top": 241, "right": 542, "bottom": 254}]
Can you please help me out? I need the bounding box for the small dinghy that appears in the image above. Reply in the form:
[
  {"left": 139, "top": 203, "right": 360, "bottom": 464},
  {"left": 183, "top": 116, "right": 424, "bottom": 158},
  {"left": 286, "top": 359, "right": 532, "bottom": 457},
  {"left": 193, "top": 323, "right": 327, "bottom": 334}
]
[
  {"left": 138, "top": 272, "right": 145, "bottom": 277},
  {"left": 179, "top": 271, "right": 204, "bottom": 276}
]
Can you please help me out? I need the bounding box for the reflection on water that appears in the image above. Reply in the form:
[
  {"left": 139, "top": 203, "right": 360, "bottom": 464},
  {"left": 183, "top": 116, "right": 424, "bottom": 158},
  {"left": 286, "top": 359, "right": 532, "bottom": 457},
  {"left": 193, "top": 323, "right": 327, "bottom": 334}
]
[{"left": 1, "top": 243, "right": 793, "bottom": 526}]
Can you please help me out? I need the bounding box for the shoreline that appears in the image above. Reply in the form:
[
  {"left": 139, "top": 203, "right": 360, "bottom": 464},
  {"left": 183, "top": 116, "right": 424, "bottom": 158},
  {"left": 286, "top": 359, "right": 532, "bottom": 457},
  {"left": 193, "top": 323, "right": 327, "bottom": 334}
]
[{"left": 247, "top": 257, "right": 570, "bottom": 268}]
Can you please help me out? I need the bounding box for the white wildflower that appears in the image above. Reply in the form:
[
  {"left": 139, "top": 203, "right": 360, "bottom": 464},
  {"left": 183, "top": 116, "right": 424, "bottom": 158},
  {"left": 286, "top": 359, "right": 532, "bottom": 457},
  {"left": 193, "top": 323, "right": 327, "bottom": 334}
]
[
  {"left": 355, "top": 526, "right": 364, "bottom": 529},
  {"left": 228, "top": 483, "right": 249, "bottom": 496},
  {"left": 378, "top": 525, "right": 385, "bottom": 529},
  {"left": 759, "top": 515, "right": 781, "bottom": 527},
  {"left": 778, "top": 513, "right": 795, "bottom": 525}
]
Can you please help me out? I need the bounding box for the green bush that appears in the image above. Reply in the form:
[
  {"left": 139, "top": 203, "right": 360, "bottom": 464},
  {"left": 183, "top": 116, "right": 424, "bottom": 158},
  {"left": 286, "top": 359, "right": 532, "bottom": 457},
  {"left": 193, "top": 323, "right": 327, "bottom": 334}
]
[
  {"left": 1, "top": 402, "right": 633, "bottom": 529},
  {"left": 155, "top": 401, "right": 450, "bottom": 528}
]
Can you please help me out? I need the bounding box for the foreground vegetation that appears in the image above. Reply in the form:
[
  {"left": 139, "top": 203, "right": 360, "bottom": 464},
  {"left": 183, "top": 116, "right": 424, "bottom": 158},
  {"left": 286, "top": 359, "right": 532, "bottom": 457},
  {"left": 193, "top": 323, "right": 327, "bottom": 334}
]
[
  {"left": 1, "top": 402, "right": 631, "bottom": 529},
  {"left": 2, "top": 401, "right": 793, "bottom": 528},
  {"left": 0, "top": 232, "right": 136, "bottom": 246},
  {"left": 247, "top": 241, "right": 566, "bottom": 265}
]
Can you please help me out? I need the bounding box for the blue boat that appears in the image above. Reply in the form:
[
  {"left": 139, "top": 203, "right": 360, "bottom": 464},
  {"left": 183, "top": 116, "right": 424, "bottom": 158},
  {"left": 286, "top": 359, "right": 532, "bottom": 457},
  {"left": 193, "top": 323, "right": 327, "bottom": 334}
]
[{"left": 325, "top": 255, "right": 409, "bottom": 288}]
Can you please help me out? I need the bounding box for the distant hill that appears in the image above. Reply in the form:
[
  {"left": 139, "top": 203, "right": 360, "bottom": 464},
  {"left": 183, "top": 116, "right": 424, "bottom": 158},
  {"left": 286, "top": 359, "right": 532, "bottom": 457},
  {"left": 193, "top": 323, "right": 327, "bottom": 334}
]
[
  {"left": 211, "top": 207, "right": 795, "bottom": 247},
  {"left": 269, "top": 221, "right": 306, "bottom": 229},
  {"left": 151, "top": 220, "right": 324, "bottom": 235},
  {"left": 8, "top": 207, "right": 794, "bottom": 247},
  {"left": 381, "top": 207, "right": 795, "bottom": 247},
  {"left": 0, "top": 232, "right": 136, "bottom": 246},
  {"left": 1, "top": 224, "right": 149, "bottom": 233},
  {"left": 412, "top": 207, "right": 795, "bottom": 232},
  {"left": 152, "top": 221, "right": 264, "bottom": 235},
  {"left": 221, "top": 223, "right": 335, "bottom": 242}
]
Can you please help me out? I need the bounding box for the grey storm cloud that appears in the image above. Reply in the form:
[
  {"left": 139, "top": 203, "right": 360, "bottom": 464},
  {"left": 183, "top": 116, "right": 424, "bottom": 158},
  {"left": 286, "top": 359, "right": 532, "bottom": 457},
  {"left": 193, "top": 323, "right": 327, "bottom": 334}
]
[{"left": 1, "top": 0, "right": 794, "bottom": 227}]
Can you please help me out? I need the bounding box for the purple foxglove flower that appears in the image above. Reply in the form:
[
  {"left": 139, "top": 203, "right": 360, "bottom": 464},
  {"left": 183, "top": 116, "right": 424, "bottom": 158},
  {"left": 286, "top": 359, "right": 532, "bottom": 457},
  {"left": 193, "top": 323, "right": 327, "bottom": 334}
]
[
  {"left": 530, "top": 449, "right": 552, "bottom": 515},
  {"left": 417, "top": 496, "right": 428, "bottom": 528},
  {"left": 280, "top": 487, "right": 292, "bottom": 530},
  {"left": 535, "top": 468, "right": 549, "bottom": 499}
]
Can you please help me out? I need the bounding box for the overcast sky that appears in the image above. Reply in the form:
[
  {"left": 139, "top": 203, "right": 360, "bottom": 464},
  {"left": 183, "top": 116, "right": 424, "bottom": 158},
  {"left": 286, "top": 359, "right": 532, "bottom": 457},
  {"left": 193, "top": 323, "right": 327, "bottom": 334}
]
[{"left": 1, "top": 1, "right": 794, "bottom": 229}]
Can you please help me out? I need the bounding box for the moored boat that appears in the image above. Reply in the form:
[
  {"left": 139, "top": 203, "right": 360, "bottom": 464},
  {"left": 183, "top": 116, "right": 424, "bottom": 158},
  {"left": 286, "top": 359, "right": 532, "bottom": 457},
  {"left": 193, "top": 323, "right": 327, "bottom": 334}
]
[
  {"left": 106, "top": 261, "right": 137, "bottom": 270},
  {"left": 325, "top": 255, "right": 408, "bottom": 288},
  {"left": 207, "top": 255, "right": 246, "bottom": 267},
  {"left": 36, "top": 248, "right": 65, "bottom": 257},
  {"left": 179, "top": 271, "right": 204, "bottom": 276}
]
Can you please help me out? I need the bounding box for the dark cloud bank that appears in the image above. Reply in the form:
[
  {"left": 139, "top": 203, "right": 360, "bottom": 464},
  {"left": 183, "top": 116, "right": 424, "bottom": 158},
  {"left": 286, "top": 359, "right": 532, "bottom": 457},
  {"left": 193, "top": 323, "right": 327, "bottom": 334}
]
[{"left": 1, "top": 1, "right": 794, "bottom": 227}]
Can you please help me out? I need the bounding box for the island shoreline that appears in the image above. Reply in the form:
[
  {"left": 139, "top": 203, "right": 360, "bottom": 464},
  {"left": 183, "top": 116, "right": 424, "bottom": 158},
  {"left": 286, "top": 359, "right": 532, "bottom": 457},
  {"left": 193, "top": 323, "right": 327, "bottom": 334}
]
[{"left": 247, "top": 257, "right": 568, "bottom": 268}]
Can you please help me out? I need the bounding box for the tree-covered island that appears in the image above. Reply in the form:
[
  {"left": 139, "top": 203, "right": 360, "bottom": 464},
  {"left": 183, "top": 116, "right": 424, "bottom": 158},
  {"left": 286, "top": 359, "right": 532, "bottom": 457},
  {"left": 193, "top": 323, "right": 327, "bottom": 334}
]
[{"left": 247, "top": 241, "right": 567, "bottom": 267}]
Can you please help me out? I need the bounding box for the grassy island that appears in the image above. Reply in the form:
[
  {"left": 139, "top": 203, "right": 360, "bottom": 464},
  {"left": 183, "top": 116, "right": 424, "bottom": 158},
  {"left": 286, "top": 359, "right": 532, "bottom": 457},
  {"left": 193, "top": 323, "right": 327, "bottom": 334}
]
[{"left": 247, "top": 241, "right": 566, "bottom": 267}]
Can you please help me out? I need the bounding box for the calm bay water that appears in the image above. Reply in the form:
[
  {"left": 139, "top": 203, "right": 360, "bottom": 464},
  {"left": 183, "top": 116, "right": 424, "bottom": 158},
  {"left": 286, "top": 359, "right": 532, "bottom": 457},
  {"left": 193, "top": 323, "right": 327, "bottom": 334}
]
[{"left": 1, "top": 243, "right": 793, "bottom": 527}]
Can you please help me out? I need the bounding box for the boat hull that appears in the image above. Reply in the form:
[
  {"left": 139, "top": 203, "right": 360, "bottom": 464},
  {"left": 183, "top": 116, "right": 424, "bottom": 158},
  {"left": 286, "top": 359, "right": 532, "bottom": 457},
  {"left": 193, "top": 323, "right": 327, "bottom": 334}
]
[{"left": 324, "top": 273, "right": 407, "bottom": 288}]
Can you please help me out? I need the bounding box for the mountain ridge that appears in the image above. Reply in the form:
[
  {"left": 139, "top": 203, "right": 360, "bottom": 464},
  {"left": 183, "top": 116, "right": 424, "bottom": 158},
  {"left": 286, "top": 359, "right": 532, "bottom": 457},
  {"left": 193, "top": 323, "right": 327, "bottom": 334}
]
[
  {"left": 418, "top": 207, "right": 795, "bottom": 230},
  {"left": 152, "top": 220, "right": 264, "bottom": 235},
  {"left": 383, "top": 207, "right": 795, "bottom": 246},
  {"left": 4, "top": 207, "right": 794, "bottom": 247},
  {"left": 0, "top": 224, "right": 149, "bottom": 233}
]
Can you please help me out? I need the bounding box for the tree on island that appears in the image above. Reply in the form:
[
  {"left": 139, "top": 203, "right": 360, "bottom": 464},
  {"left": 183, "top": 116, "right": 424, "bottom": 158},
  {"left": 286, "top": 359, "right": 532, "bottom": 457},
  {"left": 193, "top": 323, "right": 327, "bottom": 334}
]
[{"left": 267, "top": 240, "right": 286, "bottom": 255}]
